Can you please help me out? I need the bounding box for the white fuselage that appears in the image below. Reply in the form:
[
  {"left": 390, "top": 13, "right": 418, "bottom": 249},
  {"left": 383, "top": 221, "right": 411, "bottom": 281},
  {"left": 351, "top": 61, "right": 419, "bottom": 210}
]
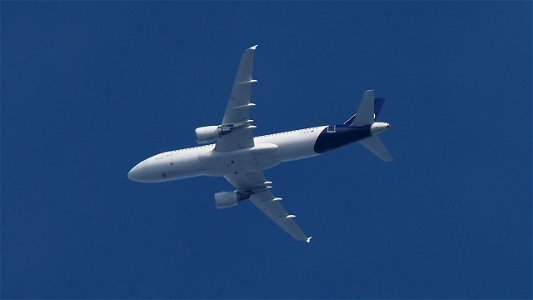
[{"left": 128, "top": 126, "right": 327, "bottom": 183}]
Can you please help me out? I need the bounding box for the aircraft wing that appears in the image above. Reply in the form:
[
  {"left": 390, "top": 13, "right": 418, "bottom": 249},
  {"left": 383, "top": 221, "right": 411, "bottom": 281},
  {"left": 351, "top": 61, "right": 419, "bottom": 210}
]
[
  {"left": 224, "top": 171, "right": 312, "bottom": 243},
  {"left": 215, "top": 45, "right": 259, "bottom": 152}
]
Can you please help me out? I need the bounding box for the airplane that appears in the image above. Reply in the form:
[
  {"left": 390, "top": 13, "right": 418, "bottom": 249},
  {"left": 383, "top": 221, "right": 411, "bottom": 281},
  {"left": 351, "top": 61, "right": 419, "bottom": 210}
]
[{"left": 127, "top": 45, "right": 392, "bottom": 243}]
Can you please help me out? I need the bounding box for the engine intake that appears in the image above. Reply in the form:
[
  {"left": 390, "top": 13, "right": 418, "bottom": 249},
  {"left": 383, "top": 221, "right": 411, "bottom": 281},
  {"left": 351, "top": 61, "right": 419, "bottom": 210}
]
[
  {"left": 214, "top": 191, "right": 239, "bottom": 209},
  {"left": 195, "top": 125, "right": 231, "bottom": 144}
]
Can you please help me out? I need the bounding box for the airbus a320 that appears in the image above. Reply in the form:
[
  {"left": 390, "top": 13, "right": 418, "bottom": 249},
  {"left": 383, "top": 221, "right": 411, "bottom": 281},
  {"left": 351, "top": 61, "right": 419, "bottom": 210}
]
[{"left": 128, "top": 45, "right": 392, "bottom": 243}]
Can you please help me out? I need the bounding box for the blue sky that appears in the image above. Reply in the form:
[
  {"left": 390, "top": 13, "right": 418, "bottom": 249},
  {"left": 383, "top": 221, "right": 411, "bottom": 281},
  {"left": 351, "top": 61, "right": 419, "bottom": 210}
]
[{"left": 2, "top": 2, "right": 531, "bottom": 298}]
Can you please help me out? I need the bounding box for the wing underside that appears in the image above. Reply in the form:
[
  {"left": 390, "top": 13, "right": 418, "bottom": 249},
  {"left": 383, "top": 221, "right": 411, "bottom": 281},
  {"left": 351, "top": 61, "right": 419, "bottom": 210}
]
[
  {"left": 224, "top": 171, "right": 311, "bottom": 243},
  {"left": 250, "top": 190, "right": 310, "bottom": 242},
  {"left": 215, "top": 45, "right": 258, "bottom": 152}
]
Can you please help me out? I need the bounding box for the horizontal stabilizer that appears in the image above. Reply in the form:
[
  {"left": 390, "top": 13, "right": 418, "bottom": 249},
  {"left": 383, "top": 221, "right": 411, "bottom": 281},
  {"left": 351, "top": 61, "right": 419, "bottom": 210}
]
[{"left": 359, "top": 136, "right": 393, "bottom": 162}]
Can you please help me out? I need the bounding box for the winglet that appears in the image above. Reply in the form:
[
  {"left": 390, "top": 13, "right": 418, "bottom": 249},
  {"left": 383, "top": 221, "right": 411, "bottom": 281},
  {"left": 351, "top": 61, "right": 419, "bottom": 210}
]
[{"left": 306, "top": 236, "right": 313, "bottom": 243}]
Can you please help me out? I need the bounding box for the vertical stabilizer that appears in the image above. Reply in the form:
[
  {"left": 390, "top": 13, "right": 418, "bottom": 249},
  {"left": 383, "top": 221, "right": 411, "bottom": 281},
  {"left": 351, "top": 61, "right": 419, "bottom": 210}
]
[
  {"left": 351, "top": 90, "right": 375, "bottom": 127},
  {"left": 342, "top": 96, "right": 386, "bottom": 126}
]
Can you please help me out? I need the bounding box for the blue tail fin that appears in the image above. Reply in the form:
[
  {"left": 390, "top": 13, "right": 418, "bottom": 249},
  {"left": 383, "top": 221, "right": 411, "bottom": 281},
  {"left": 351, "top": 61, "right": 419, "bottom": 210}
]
[{"left": 374, "top": 97, "right": 386, "bottom": 119}]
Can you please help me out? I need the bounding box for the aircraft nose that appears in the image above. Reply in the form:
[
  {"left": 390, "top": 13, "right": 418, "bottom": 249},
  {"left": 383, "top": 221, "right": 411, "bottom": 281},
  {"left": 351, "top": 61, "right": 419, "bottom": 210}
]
[{"left": 127, "top": 164, "right": 144, "bottom": 182}]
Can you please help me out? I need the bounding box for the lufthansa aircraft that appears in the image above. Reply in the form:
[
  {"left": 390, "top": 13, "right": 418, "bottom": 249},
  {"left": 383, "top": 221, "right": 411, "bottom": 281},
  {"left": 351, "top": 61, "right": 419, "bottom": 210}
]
[{"left": 128, "top": 45, "right": 392, "bottom": 243}]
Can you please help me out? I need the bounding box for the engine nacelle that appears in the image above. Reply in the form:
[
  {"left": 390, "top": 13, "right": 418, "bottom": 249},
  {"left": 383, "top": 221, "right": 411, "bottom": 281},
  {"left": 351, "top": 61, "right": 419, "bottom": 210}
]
[
  {"left": 195, "top": 125, "right": 231, "bottom": 144},
  {"left": 214, "top": 191, "right": 239, "bottom": 209}
]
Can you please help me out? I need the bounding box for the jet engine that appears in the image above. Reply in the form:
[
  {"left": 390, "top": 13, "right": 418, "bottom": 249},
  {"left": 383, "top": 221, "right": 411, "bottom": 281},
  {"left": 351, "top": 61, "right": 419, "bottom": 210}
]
[
  {"left": 214, "top": 191, "right": 239, "bottom": 209},
  {"left": 195, "top": 125, "right": 231, "bottom": 144}
]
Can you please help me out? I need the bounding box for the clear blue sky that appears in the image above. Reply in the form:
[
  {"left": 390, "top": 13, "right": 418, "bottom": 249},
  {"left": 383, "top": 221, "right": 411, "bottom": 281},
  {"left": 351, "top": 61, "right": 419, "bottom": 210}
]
[{"left": 2, "top": 2, "right": 531, "bottom": 298}]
